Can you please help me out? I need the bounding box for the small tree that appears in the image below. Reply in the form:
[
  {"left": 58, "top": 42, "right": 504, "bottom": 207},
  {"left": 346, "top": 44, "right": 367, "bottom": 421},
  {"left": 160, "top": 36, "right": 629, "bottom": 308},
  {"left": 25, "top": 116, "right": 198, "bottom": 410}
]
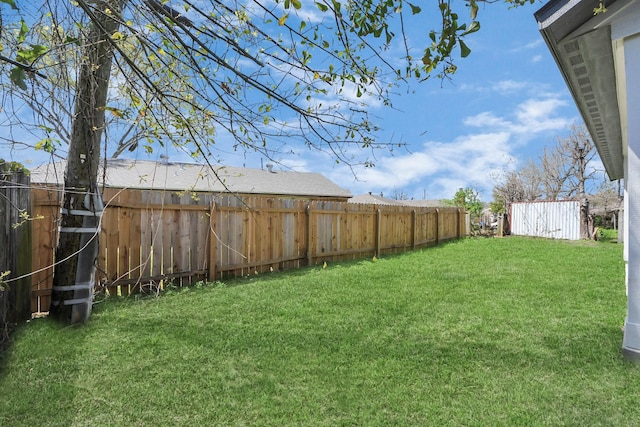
[
  {"left": 448, "top": 187, "right": 483, "bottom": 224},
  {"left": 491, "top": 169, "right": 525, "bottom": 211}
]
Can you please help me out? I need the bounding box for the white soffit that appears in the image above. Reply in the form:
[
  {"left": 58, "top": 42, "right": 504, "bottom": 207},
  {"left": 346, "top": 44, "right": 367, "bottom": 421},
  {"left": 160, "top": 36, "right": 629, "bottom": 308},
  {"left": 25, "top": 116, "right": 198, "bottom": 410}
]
[{"left": 535, "top": 0, "right": 626, "bottom": 180}]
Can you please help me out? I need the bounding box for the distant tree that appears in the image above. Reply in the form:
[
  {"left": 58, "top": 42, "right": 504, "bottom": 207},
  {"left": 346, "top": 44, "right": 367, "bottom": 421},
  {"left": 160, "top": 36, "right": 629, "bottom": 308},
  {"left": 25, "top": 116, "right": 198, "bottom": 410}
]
[
  {"left": 391, "top": 188, "right": 410, "bottom": 201},
  {"left": 540, "top": 146, "right": 570, "bottom": 200},
  {"left": 491, "top": 169, "right": 525, "bottom": 213},
  {"left": 557, "top": 122, "right": 597, "bottom": 238},
  {"left": 518, "top": 159, "right": 543, "bottom": 201},
  {"left": 491, "top": 165, "right": 541, "bottom": 234},
  {"left": 591, "top": 178, "right": 622, "bottom": 229},
  {"left": 538, "top": 122, "right": 597, "bottom": 204},
  {"left": 447, "top": 187, "right": 483, "bottom": 222}
]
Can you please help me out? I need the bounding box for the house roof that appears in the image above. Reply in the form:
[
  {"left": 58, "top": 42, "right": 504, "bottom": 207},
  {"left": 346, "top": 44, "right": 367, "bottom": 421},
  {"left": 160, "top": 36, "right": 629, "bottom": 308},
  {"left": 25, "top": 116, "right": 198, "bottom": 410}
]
[
  {"left": 348, "top": 193, "right": 448, "bottom": 207},
  {"left": 30, "top": 159, "right": 352, "bottom": 199},
  {"left": 348, "top": 193, "right": 402, "bottom": 205},
  {"left": 535, "top": 0, "right": 633, "bottom": 180},
  {"left": 401, "top": 199, "right": 450, "bottom": 208}
]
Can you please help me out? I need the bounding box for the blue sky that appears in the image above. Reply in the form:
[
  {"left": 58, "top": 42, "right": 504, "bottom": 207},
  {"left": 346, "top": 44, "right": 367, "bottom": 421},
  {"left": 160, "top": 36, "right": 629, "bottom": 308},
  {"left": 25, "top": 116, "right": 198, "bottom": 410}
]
[
  {"left": 321, "top": 1, "right": 587, "bottom": 201},
  {"left": 3, "top": 1, "right": 592, "bottom": 202},
  {"left": 245, "top": 2, "right": 592, "bottom": 201}
]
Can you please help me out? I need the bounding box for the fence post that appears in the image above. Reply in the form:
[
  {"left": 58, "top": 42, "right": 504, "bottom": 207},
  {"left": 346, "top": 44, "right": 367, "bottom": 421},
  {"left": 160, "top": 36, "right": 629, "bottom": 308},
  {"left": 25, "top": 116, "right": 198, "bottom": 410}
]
[
  {"left": 435, "top": 209, "right": 440, "bottom": 245},
  {"left": 465, "top": 211, "right": 471, "bottom": 237},
  {"left": 376, "top": 209, "right": 382, "bottom": 258},
  {"left": 208, "top": 201, "right": 217, "bottom": 282},
  {"left": 411, "top": 209, "right": 417, "bottom": 250},
  {"left": 306, "top": 205, "right": 313, "bottom": 266}
]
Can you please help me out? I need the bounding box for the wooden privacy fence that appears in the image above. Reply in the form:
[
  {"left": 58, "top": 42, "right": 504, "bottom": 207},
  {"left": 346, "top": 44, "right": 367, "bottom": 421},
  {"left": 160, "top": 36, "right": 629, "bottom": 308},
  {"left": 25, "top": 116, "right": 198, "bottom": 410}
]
[
  {"left": 1, "top": 163, "right": 32, "bottom": 329},
  {"left": 31, "top": 186, "right": 465, "bottom": 312}
]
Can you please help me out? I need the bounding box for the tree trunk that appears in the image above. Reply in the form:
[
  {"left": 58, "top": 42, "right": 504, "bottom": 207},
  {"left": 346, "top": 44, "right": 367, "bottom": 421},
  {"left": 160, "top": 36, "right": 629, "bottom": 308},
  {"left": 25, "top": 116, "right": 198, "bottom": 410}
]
[
  {"left": 49, "top": 1, "right": 124, "bottom": 323},
  {"left": 580, "top": 196, "right": 590, "bottom": 240}
]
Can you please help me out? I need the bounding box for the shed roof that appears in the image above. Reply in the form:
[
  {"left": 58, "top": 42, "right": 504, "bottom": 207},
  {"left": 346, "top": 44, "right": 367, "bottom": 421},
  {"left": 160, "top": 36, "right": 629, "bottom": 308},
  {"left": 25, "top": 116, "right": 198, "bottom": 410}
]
[
  {"left": 535, "top": 0, "right": 630, "bottom": 180},
  {"left": 30, "top": 159, "right": 352, "bottom": 199}
]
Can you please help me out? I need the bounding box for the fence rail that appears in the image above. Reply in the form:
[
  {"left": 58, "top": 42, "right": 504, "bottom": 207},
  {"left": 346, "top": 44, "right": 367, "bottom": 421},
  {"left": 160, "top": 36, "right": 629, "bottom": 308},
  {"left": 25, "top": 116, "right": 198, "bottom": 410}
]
[{"left": 30, "top": 187, "right": 465, "bottom": 312}]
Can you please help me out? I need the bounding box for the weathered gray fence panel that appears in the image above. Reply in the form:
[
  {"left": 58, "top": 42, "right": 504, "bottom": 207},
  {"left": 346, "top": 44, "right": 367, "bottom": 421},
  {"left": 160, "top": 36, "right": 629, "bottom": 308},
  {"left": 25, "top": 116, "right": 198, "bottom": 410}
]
[{"left": 0, "top": 161, "right": 32, "bottom": 333}]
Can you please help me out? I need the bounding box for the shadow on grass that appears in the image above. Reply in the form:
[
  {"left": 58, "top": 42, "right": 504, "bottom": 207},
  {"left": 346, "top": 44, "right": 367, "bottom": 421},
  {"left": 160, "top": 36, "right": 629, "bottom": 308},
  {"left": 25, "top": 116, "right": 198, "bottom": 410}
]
[
  {"left": 0, "top": 322, "right": 22, "bottom": 377},
  {"left": 0, "top": 316, "right": 94, "bottom": 427}
]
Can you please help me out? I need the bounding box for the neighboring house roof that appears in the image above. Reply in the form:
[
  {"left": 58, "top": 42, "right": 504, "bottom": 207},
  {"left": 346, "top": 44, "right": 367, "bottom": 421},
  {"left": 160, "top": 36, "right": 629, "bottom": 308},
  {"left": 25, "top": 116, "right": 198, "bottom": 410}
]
[
  {"left": 30, "top": 159, "right": 352, "bottom": 199},
  {"left": 401, "top": 199, "right": 450, "bottom": 208},
  {"left": 348, "top": 193, "right": 448, "bottom": 207},
  {"left": 535, "top": 0, "right": 630, "bottom": 180},
  {"left": 349, "top": 193, "right": 402, "bottom": 205}
]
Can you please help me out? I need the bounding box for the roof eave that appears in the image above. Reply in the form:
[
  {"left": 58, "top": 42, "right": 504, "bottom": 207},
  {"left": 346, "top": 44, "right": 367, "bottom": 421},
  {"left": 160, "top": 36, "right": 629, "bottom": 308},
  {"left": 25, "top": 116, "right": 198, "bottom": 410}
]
[{"left": 536, "top": 0, "right": 625, "bottom": 180}]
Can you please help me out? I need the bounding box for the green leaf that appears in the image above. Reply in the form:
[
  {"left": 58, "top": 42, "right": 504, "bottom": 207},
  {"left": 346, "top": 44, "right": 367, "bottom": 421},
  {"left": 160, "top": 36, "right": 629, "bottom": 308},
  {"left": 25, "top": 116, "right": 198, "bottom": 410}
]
[
  {"left": 408, "top": 3, "right": 421, "bottom": 14},
  {"left": 470, "top": 0, "right": 479, "bottom": 19},
  {"left": 463, "top": 21, "right": 480, "bottom": 36},
  {"left": 460, "top": 40, "right": 471, "bottom": 58},
  {"left": 34, "top": 138, "right": 56, "bottom": 153},
  {"left": 332, "top": 0, "right": 341, "bottom": 14},
  {"left": 17, "top": 44, "right": 48, "bottom": 64},
  {"left": 291, "top": 0, "right": 302, "bottom": 10},
  {"left": 64, "top": 36, "right": 80, "bottom": 46},
  {"left": 17, "top": 19, "right": 28, "bottom": 43},
  {"left": 316, "top": 2, "right": 328, "bottom": 12},
  {"left": 9, "top": 67, "right": 27, "bottom": 90},
  {"left": 0, "top": 0, "right": 18, "bottom": 10}
]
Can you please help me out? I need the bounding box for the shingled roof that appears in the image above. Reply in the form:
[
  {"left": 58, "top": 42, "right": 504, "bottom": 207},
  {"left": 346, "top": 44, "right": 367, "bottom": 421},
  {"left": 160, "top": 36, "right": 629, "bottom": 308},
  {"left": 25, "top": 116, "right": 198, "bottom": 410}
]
[
  {"left": 348, "top": 193, "right": 448, "bottom": 207},
  {"left": 30, "top": 159, "right": 352, "bottom": 199}
]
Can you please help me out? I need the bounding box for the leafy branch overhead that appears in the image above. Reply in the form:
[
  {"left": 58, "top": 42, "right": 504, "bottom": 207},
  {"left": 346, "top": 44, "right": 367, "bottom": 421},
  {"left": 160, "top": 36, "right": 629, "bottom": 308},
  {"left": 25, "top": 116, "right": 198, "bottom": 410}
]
[{"left": 1, "top": 0, "right": 533, "bottom": 165}]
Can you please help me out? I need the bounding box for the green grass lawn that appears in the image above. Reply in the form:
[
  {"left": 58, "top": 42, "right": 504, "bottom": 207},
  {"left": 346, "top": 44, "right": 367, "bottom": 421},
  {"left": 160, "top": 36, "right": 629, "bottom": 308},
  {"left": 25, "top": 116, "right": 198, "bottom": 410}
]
[{"left": 1, "top": 236, "right": 636, "bottom": 426}]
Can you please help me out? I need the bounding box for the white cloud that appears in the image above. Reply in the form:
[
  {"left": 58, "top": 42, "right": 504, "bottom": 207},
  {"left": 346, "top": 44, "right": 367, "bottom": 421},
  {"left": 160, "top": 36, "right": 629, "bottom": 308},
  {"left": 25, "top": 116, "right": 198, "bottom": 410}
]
[
  {"left": 456, "top": 79, "right": 557, "bottom": 99},
  {"left": 463, "top": 112, "right": 513, "bottom": 129},
  {"left": 464, "top": 96, "right": 570, "bottom": 136},
  {"left": 325, "top": 93, "right": 573, "bottom": 200},
  {"left": 280, "top": 157, "right": 310, "bottom": 172},
  {"left": 509, "top": 39, "right": 544, "bottom": 53},
  {"left": 490, "top": 80, "right": 530, "bottom": 94},
  {"left": 512, "top": 97, "right": 570, "bottom": 133},
  {"left": 330, "top": 131, "right": 515, "bottom": 199}
]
